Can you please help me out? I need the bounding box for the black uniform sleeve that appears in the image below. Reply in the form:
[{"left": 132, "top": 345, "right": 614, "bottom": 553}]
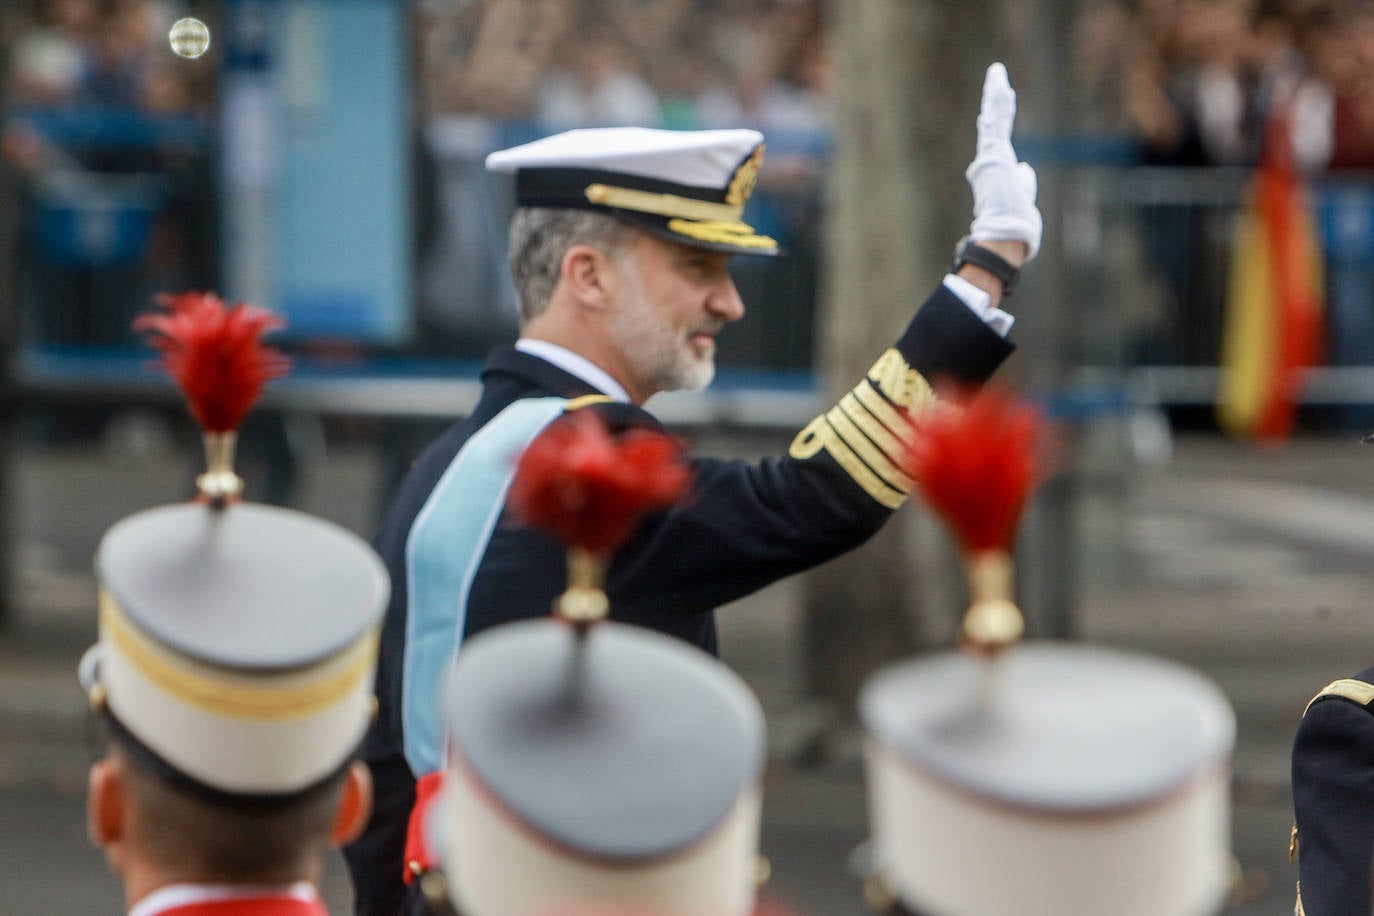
[
  {"left": 602, "top": 283, "right": 1015, "bottom": 617},
  {"left": 1293, "top": 695, "right": 1374, "bottom": 916}
]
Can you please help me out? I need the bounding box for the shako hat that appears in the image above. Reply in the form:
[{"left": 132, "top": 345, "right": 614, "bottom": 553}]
[
  {"left": 858, "top": 388, "right": 1236, "bottom": 916},
  {"left": 79, "top": 292, "right": 389, "bottom": 800},
  {"left": 486, "top": 126, "right": 780, "bottom": 257},
  {"left": 425, "top": 409, "right": 768, "bottom": 916}
]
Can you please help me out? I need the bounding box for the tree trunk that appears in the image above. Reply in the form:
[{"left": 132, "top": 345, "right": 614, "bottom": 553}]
[{"left": 803, "top": 1, "right": 1006, "bottom": 708}]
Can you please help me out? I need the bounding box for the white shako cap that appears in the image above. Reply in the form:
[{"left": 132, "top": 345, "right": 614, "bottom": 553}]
[
  {"left": 859, "top": 642, "right": 1236, "bottom": 916},
  {"left": 84, "top": 501, "right": 389, "bottom": 798},
  {"left": 486, "top": 126, "right": 779, "bottom": 257},
  {"left": 433, "top": 617, "right": 767, "bottom": 916}
]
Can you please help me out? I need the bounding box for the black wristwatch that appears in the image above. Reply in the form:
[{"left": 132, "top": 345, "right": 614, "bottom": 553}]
[{"left": 950, "top": 236, "right": 1021, "bottom": 296}]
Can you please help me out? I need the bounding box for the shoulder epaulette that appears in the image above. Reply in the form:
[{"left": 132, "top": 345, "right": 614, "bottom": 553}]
[
  {"left": 1291, "top": 676, "right": 1374, "bottom": 881},
  {"left": 1303, "top": 678, "right": 1374, "bottom": 717}
]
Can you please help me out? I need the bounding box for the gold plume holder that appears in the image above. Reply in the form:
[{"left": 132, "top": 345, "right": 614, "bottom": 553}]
[
  {"left": 196, "top": 431, "right": 245, "bottom": 508},
  {"left": 959, "top": 550, "right": 1024, "bottom": 709},
  {"left": 554, "top": 547, "right": 610, "bottom": 634},
  {"left": 959, "top": 550, "right": 1024, "bottom": 655}
]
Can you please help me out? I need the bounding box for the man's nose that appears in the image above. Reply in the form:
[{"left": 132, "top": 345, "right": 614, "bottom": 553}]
[{"left": 709, "top": 276, "right": 746, "bottom": 323}]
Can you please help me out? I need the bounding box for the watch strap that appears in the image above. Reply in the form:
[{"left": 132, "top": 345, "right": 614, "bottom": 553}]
[{"left": 952, "top": 238, "right": 1020, "bottom": 296}]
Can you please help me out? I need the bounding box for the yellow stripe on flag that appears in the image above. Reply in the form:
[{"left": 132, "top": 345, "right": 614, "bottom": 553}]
[{"left": 1217, "top": 183, "right": 1277, "bottom": 437}]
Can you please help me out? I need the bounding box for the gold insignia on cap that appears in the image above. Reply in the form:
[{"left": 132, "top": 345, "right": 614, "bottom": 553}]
[
  {"left": 725, "top": 144, "right": 765, "bottom": 207},
  {"left": 584, "top": 184, "right": 743, "bottom": 222},
  {"left": 666, "top": 218, "right": 777, "bottom": 250}
]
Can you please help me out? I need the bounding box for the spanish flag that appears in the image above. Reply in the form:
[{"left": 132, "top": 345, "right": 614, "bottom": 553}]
[{"left": 1217, "top": 117, "right": 1325, "bottom": 441}]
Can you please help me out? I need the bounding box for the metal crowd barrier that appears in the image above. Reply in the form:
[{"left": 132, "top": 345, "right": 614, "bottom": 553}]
[{"left": 1062, "top": 165, "right": 1374, "bottom": 411}]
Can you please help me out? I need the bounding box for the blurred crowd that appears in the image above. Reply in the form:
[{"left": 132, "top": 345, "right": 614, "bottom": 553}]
[
  {"left": 1074, "top": 0, "right": 1374, "bottom": 171},
  {"left": 416, "top": 0, "right": 828, "bottom": 139},
  {"left": 0, "top": 0, "right": 209, "bottom": 180},
  {"left": 1, "top": 0, "right": 204, "bottom": 131},
  {"left": 13, "top": 0, "right": 1374, "bottom": 171},
  {"left": 0, "top": 0, "right": 214, "bottom": 349}
]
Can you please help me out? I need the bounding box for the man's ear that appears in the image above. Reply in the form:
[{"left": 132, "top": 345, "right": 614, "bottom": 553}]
[
  {"left": 87, "top": 758, "right": 126, "bottom": 853},
  {"left": 559, "top": 243, "right": 620, "bottom": 311},
  {"left": 330, "top": 761, "right": 374, "bottom": 847}
]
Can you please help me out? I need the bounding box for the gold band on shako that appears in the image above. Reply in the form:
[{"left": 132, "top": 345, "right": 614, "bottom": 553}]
[{"left": 96, "top": 589, "right": 380, "bottom": 795}]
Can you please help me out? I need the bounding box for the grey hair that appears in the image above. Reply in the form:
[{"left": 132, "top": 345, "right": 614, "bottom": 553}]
[{"left": 508, "top": 207, "right": 635, "bottom": 323}]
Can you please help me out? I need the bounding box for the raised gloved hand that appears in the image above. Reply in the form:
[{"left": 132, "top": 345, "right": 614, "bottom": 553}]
[{"left": 965, "top": 63, "right": 1042, "bottom": 262}]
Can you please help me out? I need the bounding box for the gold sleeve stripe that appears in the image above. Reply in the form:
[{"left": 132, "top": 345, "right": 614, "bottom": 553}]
[
  {"left": 839, "top": 393, "right": 911, "bottom": 463},
  {"left": 867, "top": 349, "right": 938, "bottom": 411},
  {"left": 1303, "top": 678, "right": 1374, "bottom": 716},
  {"left": 852, "top": 381, "right": 918, "bottom": 445},
  {"left": 826, "top": 406, "right": 915, "bottom": 494},
  {"left": 563, "top": 394, "right": 614, "bottom": 412},
  {"left": 789, "top": 416, "right": 906, "bottom": 509},
  {"left": 101, "top": 592, "right": 377, "bottom": 721}
]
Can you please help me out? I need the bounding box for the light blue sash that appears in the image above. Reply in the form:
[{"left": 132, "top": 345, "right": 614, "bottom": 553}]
[{"left": 401, "top": 396, "right": 569, "bottom": 775}]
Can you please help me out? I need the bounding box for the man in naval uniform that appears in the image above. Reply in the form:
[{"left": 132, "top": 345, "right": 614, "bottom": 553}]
[
  {"left": 347, "top": 62, "right": 1043, "bottom": 914},
  {"left": 79, "top": 459, "right": 391, "bottom": 915},
  {"left": 1291, "top": 667, "right": 1374, "bottom": 915}
]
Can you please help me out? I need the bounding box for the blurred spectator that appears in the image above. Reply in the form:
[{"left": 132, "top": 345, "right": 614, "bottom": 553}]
[
  {"left": 416, "top": 0, "right": 571, "bottom": 356},
  {"left": 1124, "top": 0, "right": 1256, "bottom": 167},
  {"left": 6, "top": 0, "right": 98, "bottom": 110},
  {"left": 1071, "top": 0, "right": 1132, "bottom": 131},
  {"left": 422, "top": 0, "right": 567, "bottom": 119},
  {"left": 696, "top": 1, "right": 826, "bottom": 130},
  {"left": 1288, "top": 0, "right": 1374, "bottom": 171},
  {"left": 535, "top": 8, "right": 661, "bottom": 129}
]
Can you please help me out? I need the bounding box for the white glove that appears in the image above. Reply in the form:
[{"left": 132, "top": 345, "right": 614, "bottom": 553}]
[{"left": 965, "top": 63, "right": 1042, "bottom": 261}]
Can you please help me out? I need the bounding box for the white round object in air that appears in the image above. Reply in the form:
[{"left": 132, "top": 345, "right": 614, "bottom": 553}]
[{"left": 169, "top": 17, "right": 211, "bottom": 60}]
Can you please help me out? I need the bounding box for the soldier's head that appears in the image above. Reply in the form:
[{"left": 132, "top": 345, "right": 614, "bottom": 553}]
[
  {"left": 490, "top": 128, "right": 776, "bottom": 403},
  {"left": 87, "top": 730, "right": 371, "bottom": 886},
  {"left": 79, "top": 495, "right": 389, "bottom": 897}
]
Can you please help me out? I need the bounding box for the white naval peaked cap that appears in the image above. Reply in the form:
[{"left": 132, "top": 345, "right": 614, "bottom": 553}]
[
  {"left": 81, "top": 501, "right": 389, "bottom": 800},
  {"left": 431, "top": 618, "right": 767, "bottom": 916},
  {"left": 486, "top": 127, "right": 764, "bottom": 186},
  {"left": 487, "top": 126, "right": 779, "bottom": 256}
]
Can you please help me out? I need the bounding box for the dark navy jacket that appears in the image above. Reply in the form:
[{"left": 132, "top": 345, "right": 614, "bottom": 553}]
[
  {"left": 1292, "top": 665, "right": 1374, "bottom": 916},
  {"left": 345, "top": 284, "right": 1014, "bottom": 914}
]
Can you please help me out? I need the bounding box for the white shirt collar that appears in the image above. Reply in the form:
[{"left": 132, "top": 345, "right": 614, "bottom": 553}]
[
  {"left": 129, "top": 881, "right": 317, "bottom": 916},
  {"left": 515, "top": 338, "right": 632, "bottom": 403}
]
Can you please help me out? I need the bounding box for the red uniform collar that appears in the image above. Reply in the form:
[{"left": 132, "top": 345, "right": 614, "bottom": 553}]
[{"left": 130, "top": 883, "right": 327, "bottom": 916}]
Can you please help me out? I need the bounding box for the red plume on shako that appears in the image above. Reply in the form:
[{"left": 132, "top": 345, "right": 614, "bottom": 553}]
[
  {"left": 509, "top": 410, "right": 691, "bottom": 557},
  {"left": 132, "top": 291, "right": 289, "bottom": 505},
  {"left": 901, "top": 385, "right": 1049, "bottom": 655},
  {"left": 133, "top": 291, "right": 290, "bottom": 434},
  {"left": 508, "top": 408, "right": 691, "bottom": 628},
  {"left": 903, "top": 385, "right": 1045, "bottom": 555}
]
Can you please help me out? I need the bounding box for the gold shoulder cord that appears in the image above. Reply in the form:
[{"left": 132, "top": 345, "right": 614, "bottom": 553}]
[{"left": 563, "top": 394, "right": 614, "bottom": 412}]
